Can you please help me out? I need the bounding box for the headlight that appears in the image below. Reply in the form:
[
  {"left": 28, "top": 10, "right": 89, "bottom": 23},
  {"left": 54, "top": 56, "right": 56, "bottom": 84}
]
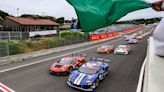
[
  {"left": 87, "top": 75, "right": 94, "bottom": 79},
  {"left": 61, "top": 68, "right": 66, "bottom": 71},
  {"left": 86, "top": 80, "right": 93, "bottom": 85},
  {"left": 86, "top": 76, "right": 94, "bottom": 85}
]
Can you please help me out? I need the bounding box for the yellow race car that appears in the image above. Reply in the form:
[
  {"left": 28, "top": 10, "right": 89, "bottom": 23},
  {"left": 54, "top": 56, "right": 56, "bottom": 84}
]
[{"left": 97, "top": 45, "right": 114, "bottom": 53}]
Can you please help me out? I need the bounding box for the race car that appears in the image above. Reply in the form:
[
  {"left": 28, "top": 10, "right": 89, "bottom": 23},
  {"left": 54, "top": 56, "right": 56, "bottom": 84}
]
[
  {"left": 114, "top": 45, "right": 130, "bottom": 55},
  {"left": 97, "top": 45, "right": 114, "bottom": 53},
  {"left": 136, "top": 36, "right": 144, "bottom": 40},
  {"left": 49, "top": 54, "right": 86, "bottom": 75},
  {"left": 124, "top": 36, "right": 132, "bottom": 41},
  {"left": 128, "top": 39, "right": 138, "bottom": 44},
  {"left": 67, "top": 59, "right": 110, "bottom": 91}
]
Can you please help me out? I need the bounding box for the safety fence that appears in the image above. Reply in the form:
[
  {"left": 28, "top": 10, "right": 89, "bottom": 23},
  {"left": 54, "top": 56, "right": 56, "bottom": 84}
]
[{"left": 0, "top": 36, "right": 89, "bottom": 57}]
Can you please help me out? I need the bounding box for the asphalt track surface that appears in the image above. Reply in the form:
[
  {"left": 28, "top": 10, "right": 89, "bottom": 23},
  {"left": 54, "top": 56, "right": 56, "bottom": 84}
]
[{"left": 0, "top": 33, "right": 149, "bottom": 92}]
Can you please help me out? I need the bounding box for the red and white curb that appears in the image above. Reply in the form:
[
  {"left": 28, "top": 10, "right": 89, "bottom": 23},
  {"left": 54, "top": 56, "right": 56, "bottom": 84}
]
[{"left": 0, "top": 83, "right": 15, "bottom": 92}]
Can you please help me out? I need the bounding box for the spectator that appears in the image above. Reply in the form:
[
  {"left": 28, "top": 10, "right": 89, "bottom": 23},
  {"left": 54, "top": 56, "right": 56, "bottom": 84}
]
[{"left": 151, "top": 0, "right": 164, "bottom": 56}]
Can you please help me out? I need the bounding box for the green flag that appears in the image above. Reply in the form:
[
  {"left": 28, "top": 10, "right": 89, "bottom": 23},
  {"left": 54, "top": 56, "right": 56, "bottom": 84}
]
[{"left": 67, "top": 0, "right": 150, "bottom": 32}]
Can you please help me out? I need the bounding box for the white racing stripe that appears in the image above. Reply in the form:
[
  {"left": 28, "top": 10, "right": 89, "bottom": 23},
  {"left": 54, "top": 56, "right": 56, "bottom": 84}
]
[
  {"left": 0, "top": 38, "right": 123, "bottom": 73},
  {"left": 74, "top": 73, "right": 83, "bottom": 84},
  {"left": 74, "top": 73, "right": 86, "bottom": 85},
  {"left": 77, "top": 74, "right": 86, "bottom": 85}
]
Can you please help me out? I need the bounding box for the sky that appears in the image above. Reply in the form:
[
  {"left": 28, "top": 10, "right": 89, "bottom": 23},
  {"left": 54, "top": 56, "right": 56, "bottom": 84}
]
[{"left": 0, "top": 0, "right": 164, "bottom": 20}]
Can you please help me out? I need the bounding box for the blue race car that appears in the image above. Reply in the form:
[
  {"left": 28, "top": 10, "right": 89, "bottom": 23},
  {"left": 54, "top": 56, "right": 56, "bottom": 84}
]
[{"left": 67, "top": 59, "right": 110, "bottom": 91}]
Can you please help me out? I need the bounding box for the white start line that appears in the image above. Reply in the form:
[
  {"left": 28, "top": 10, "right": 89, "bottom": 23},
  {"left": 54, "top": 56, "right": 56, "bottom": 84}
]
[{"left": 0, "top": 83, "right": 15, "bottom": 92}]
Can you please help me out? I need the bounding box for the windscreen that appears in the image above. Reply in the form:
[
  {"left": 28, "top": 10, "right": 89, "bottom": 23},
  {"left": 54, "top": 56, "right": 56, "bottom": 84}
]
[
  {"left": 59, "top": 58, "right": 73, "bottom": 64},
  {"left": 78, "top": 65, "right": 100, "bottom": 74}
]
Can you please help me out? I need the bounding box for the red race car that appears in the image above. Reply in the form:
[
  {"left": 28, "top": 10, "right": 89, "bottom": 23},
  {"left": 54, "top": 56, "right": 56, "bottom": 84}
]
[{"left": 49, "top": 55, "right": 86, "bottom": 75}]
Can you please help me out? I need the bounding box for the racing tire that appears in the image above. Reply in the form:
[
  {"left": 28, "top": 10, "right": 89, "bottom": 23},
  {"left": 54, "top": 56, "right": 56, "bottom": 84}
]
[
  {"left": 99, "top": 74, "right": 104, "bottom": 80},
  {"left": 92, "top": 79, "right": 99, "bottom": 89},
  {"left": 95, "top": 79, "right": 99, "bottom": 87},
  {"left": 69, "top": 67, "right": 73, "bottom": 74},
  {"left": 105, "top": 70, "right": 109, "bottom": 76},
  {"left": 49, "top": 70, "right": 54, "bottom": 75}
]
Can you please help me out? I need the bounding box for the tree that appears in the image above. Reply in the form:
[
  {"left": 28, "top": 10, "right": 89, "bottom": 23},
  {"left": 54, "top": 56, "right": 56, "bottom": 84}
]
[
  {"left": 20, "top": 14, "right": 35, "bottom": 18},
  {"left": 41, "top": 16, "right": 56, "bottom": 21},
  {"left": 0, "top": 10, "right": 9, "bottom": 18},
  {"left": 20, "top": 14, "right": 56, "bottom": 22},
  {"left": 56, "top": 17, "right": 64, "bottom": 24}
]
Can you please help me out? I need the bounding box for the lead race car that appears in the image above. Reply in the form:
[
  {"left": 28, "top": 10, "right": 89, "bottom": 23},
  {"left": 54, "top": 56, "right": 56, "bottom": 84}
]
[
  {"left": 114, "top": 45, "right": 131, "bottom": 55},
  {"left": 67, "top": 58, "right": 110, "bottom": 91},
  {"left": 128, "top": 39, "right": 138, "bottom": 44},
  {"left": 49, "top": 54, "right": 86, "bottom": 75}
]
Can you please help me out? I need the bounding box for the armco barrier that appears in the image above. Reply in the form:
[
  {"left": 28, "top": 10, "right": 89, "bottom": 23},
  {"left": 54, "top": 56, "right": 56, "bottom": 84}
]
[
  {"left": 0, "top": 26, "right": 145, "bottom": 65},
  {"left": 90, "top": 26, "right": 144, "bottom": 41}
]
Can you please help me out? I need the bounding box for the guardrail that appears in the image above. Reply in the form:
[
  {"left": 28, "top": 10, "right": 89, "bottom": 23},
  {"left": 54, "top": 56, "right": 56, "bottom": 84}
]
[
  {"left": 136, "top": 37, "right": 164, "bottom": 92},
  {"left": 0, "top": 26, "right": 146, "bottom": 65}
]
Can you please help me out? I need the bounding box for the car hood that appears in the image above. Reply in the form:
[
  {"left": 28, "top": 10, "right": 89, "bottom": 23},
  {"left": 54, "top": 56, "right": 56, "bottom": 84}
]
[
  {"left": 70, "top": 70, "right": 98, "bottom": 85},
  {"left": 115, "top": 48, "right": 126, "bottom": 52},
  {"left": 51, "top": 63, "right": 70, "bottom": 70},
  {"left": 98, "top": 48, "right": 108, "bottom": 51}
]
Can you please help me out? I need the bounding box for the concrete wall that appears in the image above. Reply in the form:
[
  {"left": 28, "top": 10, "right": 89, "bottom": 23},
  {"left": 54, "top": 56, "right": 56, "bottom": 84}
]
[{"left": 136, "top": 37, "right": 164, "bottom": 92}]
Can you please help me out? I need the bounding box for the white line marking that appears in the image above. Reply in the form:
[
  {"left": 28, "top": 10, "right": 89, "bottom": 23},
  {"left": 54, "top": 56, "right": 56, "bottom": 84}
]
[
  {"left": 0, "top": 38, "right": 123, "bottom": 73},
  {"left": 0, "top": 83, "right": 15, "bottom": 92}
]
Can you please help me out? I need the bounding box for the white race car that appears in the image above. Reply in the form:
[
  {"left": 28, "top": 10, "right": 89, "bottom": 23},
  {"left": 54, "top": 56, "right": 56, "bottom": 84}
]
[
  {"left": 128, "top": 39, "right": 138, "bottom": 44},
  {"left": 114, "top": 45, "right": 130, "bottom": 55}
]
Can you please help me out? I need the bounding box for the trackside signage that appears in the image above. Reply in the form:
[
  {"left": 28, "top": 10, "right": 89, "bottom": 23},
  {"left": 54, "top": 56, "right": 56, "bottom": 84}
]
[
  {"left": 0, "top": 83, "right": 15, "bottom": 92},
  {"left": 90, "top": 26, "right": 144, "bottom": 41}
]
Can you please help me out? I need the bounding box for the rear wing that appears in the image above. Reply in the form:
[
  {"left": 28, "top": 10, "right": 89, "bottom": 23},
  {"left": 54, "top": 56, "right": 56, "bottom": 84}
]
[{"left": 90, "top": 57, "right": 111, "bottom": 62}]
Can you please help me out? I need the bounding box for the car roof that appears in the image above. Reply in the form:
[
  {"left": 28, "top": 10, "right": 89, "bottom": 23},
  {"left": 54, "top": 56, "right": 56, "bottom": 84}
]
[{"left": 81, "top": 62, "right": 101, "bottom": 70}]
